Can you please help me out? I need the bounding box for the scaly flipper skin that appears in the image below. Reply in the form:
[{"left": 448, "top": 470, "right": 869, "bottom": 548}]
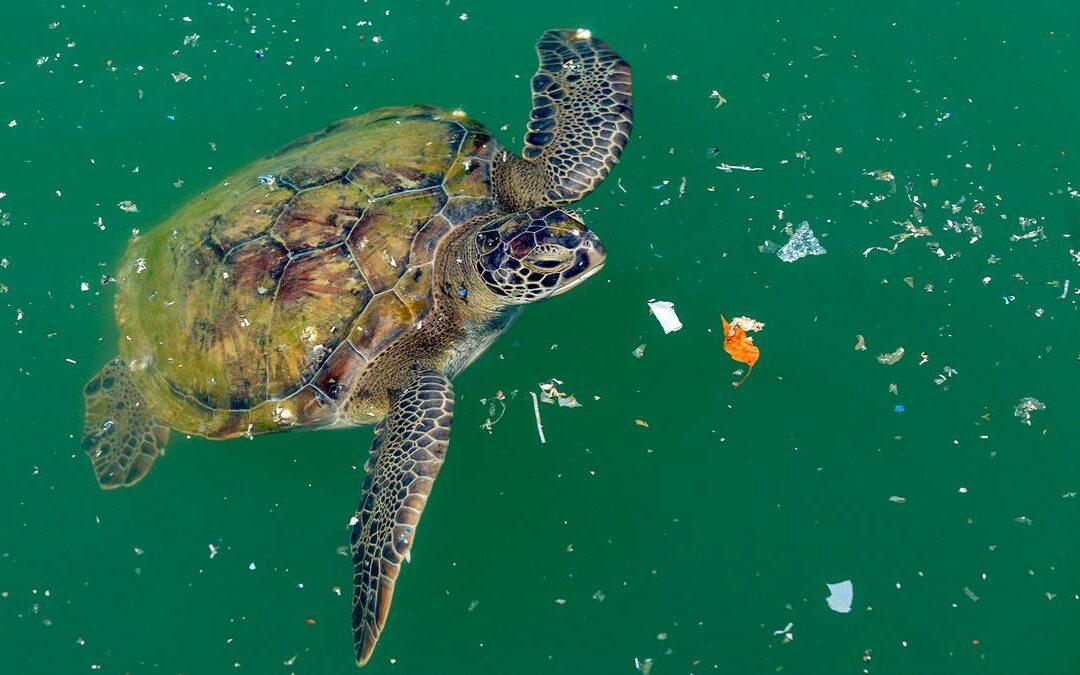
[
  {"left": 82, "top": 358, "right": 170, "bottom": 488},
  {"left": 351, "top": 370, "right": 454, "bottom": 666},
  {"left": 494, "top": 29, "right": 633, "bottom": 211}
]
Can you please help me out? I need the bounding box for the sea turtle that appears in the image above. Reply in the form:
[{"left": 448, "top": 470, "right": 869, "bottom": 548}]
[{"left": 81, "top": 29, "right": 632, "bottom": 665}]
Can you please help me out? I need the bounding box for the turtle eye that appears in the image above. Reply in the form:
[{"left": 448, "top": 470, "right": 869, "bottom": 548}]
[
  {"left": 523, "top": 244, "right": 573, "bottom": 273},
  {"left": 477, "top": 231, "right": 501, "bottom": 254}
]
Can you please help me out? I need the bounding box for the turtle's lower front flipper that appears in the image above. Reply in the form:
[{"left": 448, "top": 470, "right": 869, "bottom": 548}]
[
  {"left": 494, "top": 29, "right": 633, "bottom": 210},
  {"left": 82, "top": 358, "right": 169, "bottom": 489},
  {"left": 351, "top": 370, "right": 454, "bottom": 666}
]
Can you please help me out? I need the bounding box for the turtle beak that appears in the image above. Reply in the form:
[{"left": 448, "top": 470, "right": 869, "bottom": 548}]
[{"left": 553, "top": 231, "right": 605, "bottom": 296}]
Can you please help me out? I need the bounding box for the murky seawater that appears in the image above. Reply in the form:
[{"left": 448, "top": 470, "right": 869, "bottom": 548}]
[{"left": 2, "top": 1, "right": 1078, "bottom": 672}]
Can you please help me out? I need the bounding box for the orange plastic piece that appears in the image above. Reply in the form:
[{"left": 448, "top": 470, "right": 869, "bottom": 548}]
[{"left": 721, "top": 315, "right": 760, "bottom": 386}]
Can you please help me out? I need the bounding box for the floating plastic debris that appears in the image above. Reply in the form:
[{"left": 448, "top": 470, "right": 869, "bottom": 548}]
[
  {"left": 479, "top": 390, "right": 507, "bottom": 432},
  {"left": 647, "top": 299, "right": 683, "bottom": 334},
  {"left": 862, "top": 221, "right": 931, "bottom": 257},
  {"left": 1009, "top": 227, "right": 1044, "bottom": 242},
  {"left": 538, "top": 379, "right": 581, "bottom": 407},
  {"left": 529, "top": 392, "right": 545, "bottom": 444},
  {"left": 721, "top": 315, "right": 762, "bottom": 387},
  {"left": 1014, "top": 397, "right": 1045, "bottom": 426},
  {"left": 825, "top": 580, "right": 854, "bottom": 613},
  {"left": 729, "top": 316, "right": 765, "bottom": 333},
  {"left": 876, "top": 346, "right": 905, "bottom": 365},
  {"left": 777, "top": 221, "right": 826, "bottom": 262},
  {"left": 934, "top": 366, "right": 959, "bottom": 387},
  {"left": 716, "top": 163, "right": 762, "bottom": 172}
]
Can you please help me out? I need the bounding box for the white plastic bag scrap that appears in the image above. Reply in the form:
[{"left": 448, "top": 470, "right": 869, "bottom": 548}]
[
  {"left": 825, "top": 580, "right": 853, "bottom": 613},
  {"left": 777, "top": 221, "right": 827, "bottom": 262},
  {"left": 647, "top": 299, "right": 683, "bottom": 334}
]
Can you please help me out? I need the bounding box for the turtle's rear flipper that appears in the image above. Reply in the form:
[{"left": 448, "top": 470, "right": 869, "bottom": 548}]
[{"left": 82, "top": 358, "right": 169, "bottom": 489}]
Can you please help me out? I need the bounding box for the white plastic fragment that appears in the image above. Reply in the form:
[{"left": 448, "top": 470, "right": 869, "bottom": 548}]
[
  {"left": 825, "top": 580, "right": 854, "bottom": 613},
  {"left": 529, "top": 392, "right": 546, "bottom": 444},
  {"left": 538, "top": 378, "right": 581, "bottom": 407},
  {"left": 876, "top": 346, "right": 905, "bottom": 365},
  {"left": 716, "top": 163, "right": 762, "bottom": 172},
  {"left": 777, "top": 222, "right": 827, "bottom": 262},
  {"left": 647, "top": 299, "right": 683, "bottom": 334},
  {"left": 730, "top": 316, "right": 764, "bottom": 332},
  {"left": 1014, "top": 397, "right": 1045, "bottom": 426}
]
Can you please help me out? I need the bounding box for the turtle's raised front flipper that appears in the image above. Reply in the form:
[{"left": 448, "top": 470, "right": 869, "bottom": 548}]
[
  {"left": 351, "top": 370, "right": 454, "bottom": 666},
  {"left": 494, "top": 29, "right": 633, "bottom": 211},
  {"left": 82, "top": 358, "right": 169, "bottom": 489}
]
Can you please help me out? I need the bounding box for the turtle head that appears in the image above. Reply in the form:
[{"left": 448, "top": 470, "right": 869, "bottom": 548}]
[{"left": 473, "top": 208, "right": 605, "bottom": 304}]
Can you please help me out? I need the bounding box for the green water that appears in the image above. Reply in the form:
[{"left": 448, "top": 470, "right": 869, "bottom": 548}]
[{"left": 2, "top": 0, "right": 1079, "bottom": 672}]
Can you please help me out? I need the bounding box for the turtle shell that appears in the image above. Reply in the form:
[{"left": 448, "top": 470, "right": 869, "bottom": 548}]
[{"left": 115, "top": 106, "right": 500, "bottom": 438}]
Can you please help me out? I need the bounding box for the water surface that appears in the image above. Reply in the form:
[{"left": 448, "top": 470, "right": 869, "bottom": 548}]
[{"left": 1, "top": 1, "right": 1078, "bottom": 672}]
